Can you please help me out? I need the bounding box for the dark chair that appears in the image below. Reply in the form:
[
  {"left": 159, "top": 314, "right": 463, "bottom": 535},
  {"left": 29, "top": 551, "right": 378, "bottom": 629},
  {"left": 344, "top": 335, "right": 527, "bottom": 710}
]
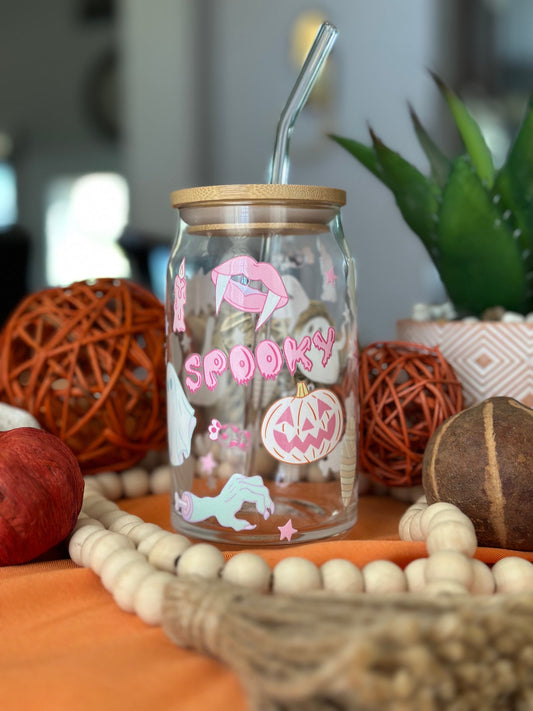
[{"left": 0, "top": 225, "right": 31, "bottom": 328}]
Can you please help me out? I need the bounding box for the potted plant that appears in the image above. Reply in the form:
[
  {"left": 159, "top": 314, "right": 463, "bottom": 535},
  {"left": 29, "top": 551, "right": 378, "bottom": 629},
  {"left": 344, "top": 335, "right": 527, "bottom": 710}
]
[{"left": 330, "top": 74, "right": 533, "bottom": 406}]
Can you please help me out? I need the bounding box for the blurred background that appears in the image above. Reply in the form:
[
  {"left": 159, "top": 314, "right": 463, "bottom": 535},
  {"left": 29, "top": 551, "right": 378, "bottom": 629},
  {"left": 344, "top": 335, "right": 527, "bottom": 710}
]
[{"left": 0, "top": 0, "right": 531, "bottom": 344}]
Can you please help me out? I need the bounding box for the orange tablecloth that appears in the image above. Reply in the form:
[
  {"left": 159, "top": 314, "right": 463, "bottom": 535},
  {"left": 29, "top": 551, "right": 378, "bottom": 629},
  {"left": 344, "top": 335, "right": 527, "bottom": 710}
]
[{"left": 2, "top": 494, "right": 532, "bottom": 711}]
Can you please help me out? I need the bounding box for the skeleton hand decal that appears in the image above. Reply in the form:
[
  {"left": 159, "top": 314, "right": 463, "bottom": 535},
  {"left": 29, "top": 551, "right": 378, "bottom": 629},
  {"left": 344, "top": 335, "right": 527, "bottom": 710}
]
[{"left": 175, "top": 473, "right": 275, "bottom": 531}]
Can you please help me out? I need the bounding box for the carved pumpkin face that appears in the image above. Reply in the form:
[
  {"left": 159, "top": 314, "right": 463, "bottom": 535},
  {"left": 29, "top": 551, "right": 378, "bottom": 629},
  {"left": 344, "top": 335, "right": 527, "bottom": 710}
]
[{"left": 261, "top": 382, "right": 344, "bottom": 464}]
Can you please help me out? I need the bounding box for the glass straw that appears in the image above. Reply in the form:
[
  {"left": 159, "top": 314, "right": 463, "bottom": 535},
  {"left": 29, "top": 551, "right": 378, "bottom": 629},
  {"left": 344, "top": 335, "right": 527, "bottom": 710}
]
[
  {"left": 244, "top": 21, "right": 339, "bottom": 477},
  {"left": 268, "top": 21, "right": 338, "bottom": 185}
]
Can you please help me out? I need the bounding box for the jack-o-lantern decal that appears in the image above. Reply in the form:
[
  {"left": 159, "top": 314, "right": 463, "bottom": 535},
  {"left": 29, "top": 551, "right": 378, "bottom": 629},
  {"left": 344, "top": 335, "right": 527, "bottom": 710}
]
[{"left": 261, "top": 382, "right": 344, "bottom": 464}]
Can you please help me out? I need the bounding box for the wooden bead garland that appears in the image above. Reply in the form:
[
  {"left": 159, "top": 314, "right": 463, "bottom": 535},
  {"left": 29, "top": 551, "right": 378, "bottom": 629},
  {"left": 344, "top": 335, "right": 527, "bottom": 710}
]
[{"left": 68, "top": 475, "right": 533, "bottom": 631}]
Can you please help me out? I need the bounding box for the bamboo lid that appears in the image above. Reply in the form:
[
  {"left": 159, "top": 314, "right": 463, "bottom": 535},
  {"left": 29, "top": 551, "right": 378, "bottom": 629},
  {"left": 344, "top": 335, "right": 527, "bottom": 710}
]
[{"left": 171, "top": 184, "right": 346, "bottom": 209}]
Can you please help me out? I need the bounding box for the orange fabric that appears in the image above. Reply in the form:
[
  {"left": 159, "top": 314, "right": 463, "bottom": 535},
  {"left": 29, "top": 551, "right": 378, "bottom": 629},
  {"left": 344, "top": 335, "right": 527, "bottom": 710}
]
[{"left": 1, "top": 494, "right": 532, "bottom": 711}]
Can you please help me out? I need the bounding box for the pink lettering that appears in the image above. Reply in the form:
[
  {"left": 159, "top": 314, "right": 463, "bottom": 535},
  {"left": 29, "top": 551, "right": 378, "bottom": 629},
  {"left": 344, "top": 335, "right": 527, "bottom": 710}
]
[
  {"left": 229, "top": 344, "right": 256, "bottom": 385},
  {"left": 183, "top": 328, "right": 336, "bottom": 393},
  {"left": 312, "top": 327, "right": 336, "bottom": 367},
  {"left": 283, "top": 336, "right": 312, "bottom": 375},
  {"left": 204, "top": 349, "right": 227, "bottom": 390},
  {"left": 184, "top": 353, "right": 202, "bottom": 393},
  {"left": 256, "top": 339, "right": 283, "bottom": 380}
]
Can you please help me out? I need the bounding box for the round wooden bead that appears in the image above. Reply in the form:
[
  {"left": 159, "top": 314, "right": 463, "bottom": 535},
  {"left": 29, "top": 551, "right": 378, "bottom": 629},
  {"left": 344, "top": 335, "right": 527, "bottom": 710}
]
[
  {"left": 99, "top": 509, "right": 127, "bottom": 528},
  {"left": 471, "top": 558, "right": 496, "bottom": 595},
  {"left": 425, "top": 520, "right": 477, "bottom": 557},
  {"left": 398, "top": 505, "right": 426, "bottom": 541},
  {"left": 72, "top": 516, "right": 104, "bottom": 533},
  {"left": 425, "top": 551, "right": 474, "bottom": 590},
  {"left": 148, "top": 534, "right": 191, "bottom": 572},
  {"left": 121, "top": 467, "right": 151, "bottom": 498},
  {"left": 137, "top": 530, "right": 170, "bottom": 557},
  {"left": 110, "top": 515, "right": 145, "bottom": 535},
  {"left": 82, "top": 490, "right": 103, "bottom": 505},
  {"left": 492, "top": 556, "right": 533, "bottom": 593},
  {"left": 420, "top": 502, "right": 467, "bottom": 538},
  {"left": 222, "top": 552, "right": 272, "bottom": 592},
  {"left": 83, "top": 476, "right": 104, "bottom": 495},
  {"left": 126, "top": 522, "right": 164, "bottom": 545},
  {"left": 150, "top": 465, "right": 171, "bottom": 494},
  {"left": 95, "top": 471, "right": 124, "bottom": 500},
  {"left": 320, "top": 559, "right": 364, "bottom": 593},
  {"left": 108, "top": 513, "right": 143, "bottom": 534},
  {"left": 79, "top": 528, "right": 111, "bottom": 568},
  {"left": 176, "top": 543, "right": 225, "bottom": 580},
  {"left": 68, "top": 524, "right": 105, "bottom": 565},
  {"left": 272, "top": 557, "right": 322, "bottom": 595},
  {"left": 82, "top": 496, "right": 118, "bottom": 520},
  {"left": 100, "top": 548, "right": 147, "bottom": 592},
  {"left": 400, "top": 503, "right": 427, "bottom": 521},
  {"left": 111, "top": 560, "right": 155, "bottom": 612},
  {"left": 423, "top": 509, "right": 476, "bottom": 539},
  {"left": 362, "top": 560, "right": 407, "bottom": 594},
  {"left": 88, "top": 531, "right": 135, "bottom": 574},
  {"left": 407, "top": 512, "right": 425, "bottom": 542},
  {"left": 133, "top": 571, "right": 175, "bottom": 626},
  {"left": 398, "top": 512, "right": 415, "bottom": 542},
  {"left": 423, "top": 580, "right": 468, "bottom": 596},
  {"left": 404, "top": 558, "right": 427, "bottom": 592}
]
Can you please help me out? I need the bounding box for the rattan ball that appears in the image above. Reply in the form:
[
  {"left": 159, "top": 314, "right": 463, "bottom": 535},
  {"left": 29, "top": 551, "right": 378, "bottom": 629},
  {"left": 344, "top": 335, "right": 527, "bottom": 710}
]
[
  {"left": 0, "top": 278, "right": 167, "bottom": 474},
  {"left": 359, "top": 341, "right": 463, "bottom": 487}
]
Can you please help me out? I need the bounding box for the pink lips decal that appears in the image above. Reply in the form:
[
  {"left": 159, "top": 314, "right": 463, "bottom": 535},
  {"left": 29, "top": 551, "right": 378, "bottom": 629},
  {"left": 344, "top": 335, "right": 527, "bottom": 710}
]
[{"left": 211, "top": 256, "right": 289, "bottom": 330}]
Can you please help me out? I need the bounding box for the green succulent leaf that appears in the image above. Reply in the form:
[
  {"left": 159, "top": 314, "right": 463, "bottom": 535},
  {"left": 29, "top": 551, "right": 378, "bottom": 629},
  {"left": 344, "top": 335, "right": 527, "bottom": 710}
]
[
  {"left": 408, "top": 103, "right": 451, "bottom": 188},
  {"left": 493, "top": 93, "right": 533, "bottom": 276},
  {"left": 328, "top": 134, "right": 386, "bottom": 185},
  {"left": 369, "top": 130, "right": 441, "bottom": 255},
  {"left": 432, "top": 72, "right": 495, "bottom": 189},
  {"left": 438, "top": 155, "right": 528, "bottom": 315}
]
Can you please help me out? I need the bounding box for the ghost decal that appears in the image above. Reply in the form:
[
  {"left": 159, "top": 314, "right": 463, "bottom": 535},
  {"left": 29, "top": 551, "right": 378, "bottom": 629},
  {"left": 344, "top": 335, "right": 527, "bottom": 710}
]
[{"left": 167, "top": 361, "right": 196, "bottom": 465}]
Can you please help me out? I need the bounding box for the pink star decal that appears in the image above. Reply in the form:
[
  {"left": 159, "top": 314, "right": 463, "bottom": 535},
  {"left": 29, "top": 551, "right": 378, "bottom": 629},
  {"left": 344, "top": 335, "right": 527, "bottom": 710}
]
[
  {"left": 199, "top": 451, "right": 217, "bottom": 475},
  {"left": 278, "top": 519, "right": 298, "bottom": 542},
  {"left": 325, "top": 267, "right": 337, "bottom": 285}
]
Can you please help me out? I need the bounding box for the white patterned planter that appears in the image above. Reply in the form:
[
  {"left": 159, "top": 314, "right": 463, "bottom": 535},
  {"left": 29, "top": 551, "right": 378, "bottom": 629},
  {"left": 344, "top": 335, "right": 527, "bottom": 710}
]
[{"left": 396, "top": 319, "right": 533, "bottom": 407}]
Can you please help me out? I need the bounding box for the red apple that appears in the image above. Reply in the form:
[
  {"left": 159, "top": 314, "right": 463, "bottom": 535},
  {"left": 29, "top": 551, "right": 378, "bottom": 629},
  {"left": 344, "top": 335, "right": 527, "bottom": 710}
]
[{"left": 0, "top": 427, "right": 84, "bottom": 565}]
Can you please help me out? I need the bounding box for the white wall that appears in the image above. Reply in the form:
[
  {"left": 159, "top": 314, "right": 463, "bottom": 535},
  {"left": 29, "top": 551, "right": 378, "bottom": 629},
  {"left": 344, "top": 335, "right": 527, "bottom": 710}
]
[
  {"left": 120, "top": 0, "right": 457, "bottom": 345},
  {"left": 119, "top": 0, "right": 204, "bottom": 241},
  {"left": 0, "top": 0, "right": 118, "bottom": 287}
]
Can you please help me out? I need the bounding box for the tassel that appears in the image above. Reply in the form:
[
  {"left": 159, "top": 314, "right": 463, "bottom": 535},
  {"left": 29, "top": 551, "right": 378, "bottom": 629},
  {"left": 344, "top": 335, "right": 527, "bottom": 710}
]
[{"left": 162, "top": 576, "right": 533, "bottom": 710}]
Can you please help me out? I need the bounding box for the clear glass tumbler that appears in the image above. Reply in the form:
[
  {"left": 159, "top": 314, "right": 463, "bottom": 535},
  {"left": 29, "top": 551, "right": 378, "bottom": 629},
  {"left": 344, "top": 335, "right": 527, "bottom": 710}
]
[{"left": 166, "top": 184, "right": 358, "bottom": 545}]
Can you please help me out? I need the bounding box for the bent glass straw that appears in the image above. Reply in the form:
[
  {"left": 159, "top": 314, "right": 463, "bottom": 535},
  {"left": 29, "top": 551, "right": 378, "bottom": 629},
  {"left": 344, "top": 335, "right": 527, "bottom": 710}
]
[
  {"left": 246, "top": 22, "right": 339, "bottom": 478},
  {"left": 268, "top": 21, "right": 338, "bottom": 185}
]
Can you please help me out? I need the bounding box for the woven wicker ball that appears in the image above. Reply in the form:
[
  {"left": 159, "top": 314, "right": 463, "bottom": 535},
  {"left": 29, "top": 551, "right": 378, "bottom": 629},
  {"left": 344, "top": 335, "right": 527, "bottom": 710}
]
[
  {"left": 359, "top": 340, "right": 463, "bottom": 487},
  {"left": 0, "top": 278, "right": 167, "bottom": 474}
]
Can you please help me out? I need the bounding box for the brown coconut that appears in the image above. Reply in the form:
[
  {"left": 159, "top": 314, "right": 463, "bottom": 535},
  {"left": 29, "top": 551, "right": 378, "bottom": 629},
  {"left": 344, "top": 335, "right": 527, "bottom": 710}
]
[{"left": 422, "top": 396, "right": 533, "bottom": 550}]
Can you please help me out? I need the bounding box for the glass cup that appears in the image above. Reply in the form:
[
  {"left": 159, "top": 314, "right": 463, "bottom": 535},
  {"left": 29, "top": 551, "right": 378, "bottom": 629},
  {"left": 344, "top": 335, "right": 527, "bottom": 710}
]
[{"left": 166, "top": 184, "right": 358, "bottom": 545}]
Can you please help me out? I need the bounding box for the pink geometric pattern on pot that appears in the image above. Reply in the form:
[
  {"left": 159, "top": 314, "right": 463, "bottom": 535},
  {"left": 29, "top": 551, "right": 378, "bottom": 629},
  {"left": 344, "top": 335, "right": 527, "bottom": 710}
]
[{"left": 396, "top": 320, "right": 533, "bottom": 407}]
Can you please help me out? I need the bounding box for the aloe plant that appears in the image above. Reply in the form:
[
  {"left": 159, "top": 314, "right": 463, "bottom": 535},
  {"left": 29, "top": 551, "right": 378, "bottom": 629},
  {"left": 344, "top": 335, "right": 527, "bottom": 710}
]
[{"left": 330, "top": 74, "right": 533, "bottom": 317}]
